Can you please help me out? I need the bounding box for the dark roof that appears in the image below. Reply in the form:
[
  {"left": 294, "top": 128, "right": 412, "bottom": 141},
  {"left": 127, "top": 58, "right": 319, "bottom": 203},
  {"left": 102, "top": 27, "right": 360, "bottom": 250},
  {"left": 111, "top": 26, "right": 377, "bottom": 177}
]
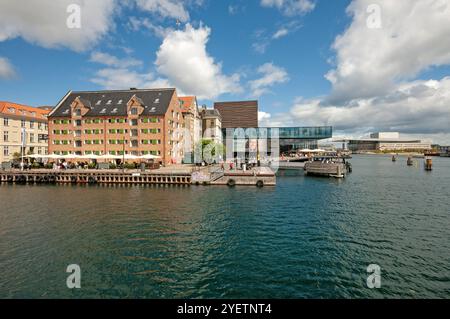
[
  {"left": 50, "top": 88, "right": 176, "bottom": 118},
  {"left": 202, "top": 109, "right": 221, "bottom": 119},
  {"left": 214, "top": 100, "right": 258, "bottom": 128}
]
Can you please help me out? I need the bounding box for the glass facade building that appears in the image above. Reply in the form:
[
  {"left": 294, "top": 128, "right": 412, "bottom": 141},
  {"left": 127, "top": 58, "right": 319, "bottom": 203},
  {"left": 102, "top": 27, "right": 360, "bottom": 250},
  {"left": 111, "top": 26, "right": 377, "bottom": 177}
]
[{"left": 222, "top": 126, "right": 333, "bottom": 158}]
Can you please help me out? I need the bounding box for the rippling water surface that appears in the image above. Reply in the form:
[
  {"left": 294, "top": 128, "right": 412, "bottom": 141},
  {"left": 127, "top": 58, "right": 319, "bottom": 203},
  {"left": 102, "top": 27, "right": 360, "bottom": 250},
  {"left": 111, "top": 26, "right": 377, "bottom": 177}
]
[{"left": 1, "top": 155, "right": 449, "bottom": 298}]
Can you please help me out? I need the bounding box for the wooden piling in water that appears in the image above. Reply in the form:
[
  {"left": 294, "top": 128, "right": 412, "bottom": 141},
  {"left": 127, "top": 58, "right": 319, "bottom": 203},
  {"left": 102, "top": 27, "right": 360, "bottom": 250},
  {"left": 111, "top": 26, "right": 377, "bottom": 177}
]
[{"left": 424, "top": 158, "right": 433, "bottom": 171}]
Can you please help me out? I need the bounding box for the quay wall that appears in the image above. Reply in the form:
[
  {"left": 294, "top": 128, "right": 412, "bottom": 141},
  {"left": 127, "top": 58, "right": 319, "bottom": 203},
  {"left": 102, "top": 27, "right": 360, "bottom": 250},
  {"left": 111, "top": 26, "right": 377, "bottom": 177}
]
[
  {"left": 0, "top": 169, "right": 191, "bottom": 185},
  {"left": 0, "top": 168, "right": 276, "bottom": 187}
]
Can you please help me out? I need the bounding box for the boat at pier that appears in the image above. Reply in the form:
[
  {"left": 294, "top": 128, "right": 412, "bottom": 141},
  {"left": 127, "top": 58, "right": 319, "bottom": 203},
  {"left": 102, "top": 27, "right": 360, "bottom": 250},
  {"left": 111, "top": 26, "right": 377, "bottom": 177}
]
[{"left": 304, "top": 156, "right": 351, "bottom": 178}]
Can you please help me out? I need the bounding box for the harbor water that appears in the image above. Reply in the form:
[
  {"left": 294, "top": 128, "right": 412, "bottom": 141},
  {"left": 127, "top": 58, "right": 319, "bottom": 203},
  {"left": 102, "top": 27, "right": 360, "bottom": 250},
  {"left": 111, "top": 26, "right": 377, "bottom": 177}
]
[{"left": 0, "top": 155, "right": 449, "bottom": 298}]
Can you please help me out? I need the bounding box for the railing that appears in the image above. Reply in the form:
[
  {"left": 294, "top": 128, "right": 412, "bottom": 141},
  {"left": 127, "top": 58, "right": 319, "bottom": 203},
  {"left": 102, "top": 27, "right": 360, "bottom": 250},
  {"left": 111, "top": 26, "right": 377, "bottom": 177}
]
[{"left": 210, "top": 168, "right": 224, "bottom": 182}]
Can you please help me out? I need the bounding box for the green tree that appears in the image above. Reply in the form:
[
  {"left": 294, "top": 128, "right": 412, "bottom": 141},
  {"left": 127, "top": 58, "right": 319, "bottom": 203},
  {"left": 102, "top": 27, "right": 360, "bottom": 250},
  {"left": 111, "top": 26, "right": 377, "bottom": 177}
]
[{"left": 196, "top": 139, "right": 225, "bottom": 163}]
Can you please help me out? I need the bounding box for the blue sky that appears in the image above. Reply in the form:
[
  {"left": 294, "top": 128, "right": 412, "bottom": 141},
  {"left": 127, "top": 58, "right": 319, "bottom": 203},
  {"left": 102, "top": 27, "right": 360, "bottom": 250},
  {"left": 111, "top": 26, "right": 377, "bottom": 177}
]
[{"left": 1, "top": 0, "right": 450, "bottom": 143}]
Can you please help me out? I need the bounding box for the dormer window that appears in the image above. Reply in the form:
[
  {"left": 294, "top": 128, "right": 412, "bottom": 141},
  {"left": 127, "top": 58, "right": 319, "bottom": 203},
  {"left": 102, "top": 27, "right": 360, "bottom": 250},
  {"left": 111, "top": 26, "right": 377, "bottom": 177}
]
[
  {"left": 118, "top": 100, "right": 123, "bottom": 104},
  {"left": 100, "top": 108, "right": 107, "bottom": 114},
  {"left": 96, "top": 100, "right": 102, "bottom": 105},
  {"left": 8, "top": 108, "right": 15, "bottom": 113},
  {"left": 106, "top": 100, "right": 112, "bottom": 105},
  {"left": 154, "top": 98, "right": 160, "bottom": 104},
  {"left": 150, "top": 107, "right": 156, "bottom": 112},
  {"left": 111, "top": 108, "right": 118, "bottom": 114}
]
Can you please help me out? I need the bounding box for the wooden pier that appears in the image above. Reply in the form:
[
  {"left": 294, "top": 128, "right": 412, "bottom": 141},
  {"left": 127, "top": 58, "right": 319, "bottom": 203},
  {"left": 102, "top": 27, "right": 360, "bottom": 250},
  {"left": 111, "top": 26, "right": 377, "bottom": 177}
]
[
  {"left": 0, "top": 169, "right": 192, "bottom": 185},
  {"left": 1, "top": 166, "right": 276, "bottom": 187}
]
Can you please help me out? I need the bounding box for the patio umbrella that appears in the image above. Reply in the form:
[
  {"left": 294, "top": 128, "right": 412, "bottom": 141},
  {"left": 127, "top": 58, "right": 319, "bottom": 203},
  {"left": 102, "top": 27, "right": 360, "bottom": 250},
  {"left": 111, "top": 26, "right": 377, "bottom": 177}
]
[
  {"left": 77, "top": 154, "right": 101, "bottom": 160},
  {"left": 124, "top": 154, "right": 140, "bottom": 160},
  {"left": 25, "top": 154, "right": 45, "bottom": 158},
  {"left": 60, "top": 154, "right": 80, "bottom": 159},
  {"left": 140, "top": 154, "right": 161, "bottom": 160},
  {"left": 97, "top": 154, "right": 123, "bottom": 160}
]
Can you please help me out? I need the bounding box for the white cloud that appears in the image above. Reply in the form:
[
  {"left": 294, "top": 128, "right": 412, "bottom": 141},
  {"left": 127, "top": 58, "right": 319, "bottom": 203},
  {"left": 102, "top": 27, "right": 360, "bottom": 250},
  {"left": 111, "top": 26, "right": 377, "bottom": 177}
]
[
  {"left": 228, "top": 5, "right": 238, "bottom": 15},
  {"left": 272, "top": 28, "right": 289, "bottom": 39},
  {"left": 0, "top": 0, "right": 117, "bottom": 51},
  {"left": 261, "top": 0, "right": 315, "bottom": 16},
  {"left": 249, "top": 63, "right": 289, "bottom": 97},
  {"left": 128, "top": 17, "right": 175, "bottom": 38},
  {"left": 90, "top": 51, "right": 143, "bottom": 68},
  {"left": 262, "top": 78, "right": 450, "bottom": 141},
  {"left": 260, "top": 0, "right": 450, "bottom": 144},
  {"left": 258, "top": 111, "right": 272, "bottom": 122},
  {"left": 0, "top": 57, "right": 16, "bottom": 79},
  {"left": 253, "top": 22, "right": 302, "bottom": 53},
  {"left": 155, "top": 24, "right": 241, "bottom": 99},
  {"left": 326, "top": 0, "right": 450, "bottom": 104},
  {"left": 135, "top": 0, "right": 198, "bottom": 22},
  {"left": 91, "top": 68, "right": 170, "bottom": 90}
]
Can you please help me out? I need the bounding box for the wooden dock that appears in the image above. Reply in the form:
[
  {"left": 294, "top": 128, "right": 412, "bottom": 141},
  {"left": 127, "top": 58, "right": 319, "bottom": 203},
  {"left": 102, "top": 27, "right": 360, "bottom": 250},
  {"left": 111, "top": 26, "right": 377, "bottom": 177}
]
[
  {"left": 1, "top": 166, "right": 276, "bottom": 187},
  {"left": 0, "top": 169, "right": 192, "bottom": 185}
]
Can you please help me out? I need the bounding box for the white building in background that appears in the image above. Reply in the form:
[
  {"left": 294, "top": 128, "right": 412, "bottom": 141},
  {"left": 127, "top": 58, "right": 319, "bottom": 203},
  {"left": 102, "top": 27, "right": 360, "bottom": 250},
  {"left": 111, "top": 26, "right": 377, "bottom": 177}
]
[{"left": 337, "top": 132, "right": 432, "bottom": 152}]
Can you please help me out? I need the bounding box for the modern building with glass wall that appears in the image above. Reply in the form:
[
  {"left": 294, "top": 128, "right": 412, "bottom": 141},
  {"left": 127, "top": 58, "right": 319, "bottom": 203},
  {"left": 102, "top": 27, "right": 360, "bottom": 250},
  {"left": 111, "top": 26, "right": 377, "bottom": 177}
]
[
  {"left": 223, "top": 126, "right": 333, "bottom": 160},
  {"left": 213, "top": 100, "right": 333, "bottom": 160}
]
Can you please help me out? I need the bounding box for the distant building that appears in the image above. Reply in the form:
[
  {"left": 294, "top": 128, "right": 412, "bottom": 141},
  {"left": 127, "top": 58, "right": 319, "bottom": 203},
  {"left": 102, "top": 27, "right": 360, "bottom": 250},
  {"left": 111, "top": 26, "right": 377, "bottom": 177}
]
[
  {"left": 435, "top": 145, "right": 450, "bottom": 157},
  {"left": 48, "top": 88, "right": 185, "bottom": 165},
  {"left": 213, "top": 99, "right": 332, "bottom": 159},
  {"left": 370, "top": 132, "right": 400, "bottom": 139},
  {"left": 179, "top": 96, "right": 202, "bottom": 163},
  {"left": 342, "top": 132, "right": 432, "bottom": 152},
  {"left": 200, "top": 107, "right": 222, "bottom": 144},
  {"left": 0, "top": 101, "right": 49, "bottom": 163},
  {"left": 214, "top": 100, "right": 258, "bottom": 128}
]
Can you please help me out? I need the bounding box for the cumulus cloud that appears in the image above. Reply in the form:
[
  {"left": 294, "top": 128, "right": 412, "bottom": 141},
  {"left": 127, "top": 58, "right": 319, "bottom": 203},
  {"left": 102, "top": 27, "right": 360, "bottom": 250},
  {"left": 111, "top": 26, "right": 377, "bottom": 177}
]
[
  {"left": 0, "top": 57, "right": 16, "bottom": 79},
  {"left": 261, "top": 0, "right": 315, "bottom": 16},
  {"left": 90, "top": 51, "right": 143, "bottom": 68},
  {"left": 263, "top": 78, "right": 450, "bottom": 138},
  {"left": 0, "top": 0, "right": 117, "bottom": 51},
  {"left": 91, "top": 68, "right": 171, "bottom": 90},
  {"left": 260, "top": 0, "right": 450, "bottom": 143},
  {"left": 326, "top": 0, "right": 450, "bottom": 104},
  {"left": 258, "top": 111, "right": 272, "bottom": 122},
  {"left": 155, "top": 24, "right": 241, "bottom": 99},
  {"left": 249, "top": 63, "right": 289, "bottom": 97}
]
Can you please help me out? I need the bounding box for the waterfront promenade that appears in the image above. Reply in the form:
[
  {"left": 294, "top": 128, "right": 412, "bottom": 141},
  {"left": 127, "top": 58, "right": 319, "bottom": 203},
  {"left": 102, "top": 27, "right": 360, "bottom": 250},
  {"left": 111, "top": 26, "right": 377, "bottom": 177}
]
[{"left": 0, "top": 164, "right": 276, "bottom": 187}]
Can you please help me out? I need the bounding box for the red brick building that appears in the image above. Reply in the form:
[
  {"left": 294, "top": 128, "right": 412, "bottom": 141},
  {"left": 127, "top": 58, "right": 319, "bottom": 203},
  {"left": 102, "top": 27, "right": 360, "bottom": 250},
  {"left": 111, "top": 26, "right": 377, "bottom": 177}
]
[{"left": 48, "top": 88, "right": 185, "bottom": 165}]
